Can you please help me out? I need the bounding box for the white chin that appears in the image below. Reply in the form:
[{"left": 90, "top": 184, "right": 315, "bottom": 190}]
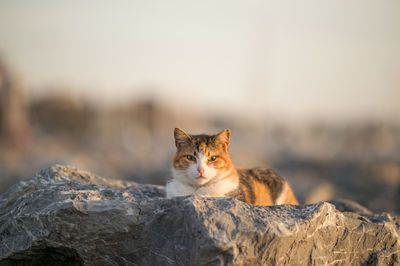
[{"left": 194, "top": 176, "right": 209, "bottom": 185}]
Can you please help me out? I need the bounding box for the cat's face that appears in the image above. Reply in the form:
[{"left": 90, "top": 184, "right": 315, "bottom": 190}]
[{"left": 172, "top": 128, "right": 233, "bottom": 186}]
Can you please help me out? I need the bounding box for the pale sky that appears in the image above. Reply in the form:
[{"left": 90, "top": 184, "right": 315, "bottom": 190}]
[{"left": 0, "top": 0, "right": 399, "bottom": 121}]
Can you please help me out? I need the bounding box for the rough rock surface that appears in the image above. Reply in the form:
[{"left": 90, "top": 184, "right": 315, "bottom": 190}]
[{"left": 0, "top": 165, "right": 399, "bottom": 265}]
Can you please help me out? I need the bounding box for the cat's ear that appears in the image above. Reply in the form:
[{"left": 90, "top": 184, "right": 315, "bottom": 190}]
[
  {"left": 215, "top": 129, "right": 231, "bottom": 150},
  {"left": 174, "top": 128, "right": 191, "bottom": 148}
]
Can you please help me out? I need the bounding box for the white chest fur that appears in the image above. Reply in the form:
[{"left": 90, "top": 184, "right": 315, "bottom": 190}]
[{"left": 166, "top": 176, "right": 239, "bottom": 198}]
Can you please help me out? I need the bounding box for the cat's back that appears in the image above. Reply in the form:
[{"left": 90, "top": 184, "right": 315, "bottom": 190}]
[{"left": 235, "top": 167, "right": 298, "bottom": 206}]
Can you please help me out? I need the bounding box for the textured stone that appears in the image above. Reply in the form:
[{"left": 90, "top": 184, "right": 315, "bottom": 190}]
[{"left": 0, "top": 165, "right": 399, "bottom": 265}]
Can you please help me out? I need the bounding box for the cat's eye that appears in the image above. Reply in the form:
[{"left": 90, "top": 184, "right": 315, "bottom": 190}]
[
  {"left": 186, "top": 155, "right": 196, "bottom": 161},
  {"left": 209, "top": 156, "right": 217, "bottom": 162}
]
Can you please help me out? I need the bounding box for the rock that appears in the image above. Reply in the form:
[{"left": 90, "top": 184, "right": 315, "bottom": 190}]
[{"left": 0, "top": 165, "right": 399, "bottom": 265}]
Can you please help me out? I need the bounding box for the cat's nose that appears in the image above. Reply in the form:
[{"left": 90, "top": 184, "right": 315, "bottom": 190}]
[{"left": 197, "top": 167, "right": 205, "bottom": 175}]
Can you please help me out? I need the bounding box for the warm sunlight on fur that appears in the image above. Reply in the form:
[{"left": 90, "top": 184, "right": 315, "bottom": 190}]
[{"left": 166, "top": 128, "right": 298, "bottom": 206}]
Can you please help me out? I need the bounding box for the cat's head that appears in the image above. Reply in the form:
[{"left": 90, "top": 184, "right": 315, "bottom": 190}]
[{"left": 172, "top": 128, "right": 233, "bottom": 186}]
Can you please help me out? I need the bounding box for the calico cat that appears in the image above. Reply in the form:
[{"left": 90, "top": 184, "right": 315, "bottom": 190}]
[{"left": 166, "top": 128, "right": 298, "bottom": 206}]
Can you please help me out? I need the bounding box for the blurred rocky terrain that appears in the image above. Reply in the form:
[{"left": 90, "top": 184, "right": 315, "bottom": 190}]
[
  {"left": 1, "top": 165, "right": 399, "bottom": 265},
  {"left": 0, "top": 60, "right": 399, "bottom": 214}
]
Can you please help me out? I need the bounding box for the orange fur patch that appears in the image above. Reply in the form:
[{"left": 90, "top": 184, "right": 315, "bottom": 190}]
[
  {"left": 239, "top": 183, "right": 251, "bottom": 203},
  {"left": 252, "top": 179, "right": 273, "bottom": 206},
  {"left": 284, "top": 186, "right": 299, "bottom": 205}
]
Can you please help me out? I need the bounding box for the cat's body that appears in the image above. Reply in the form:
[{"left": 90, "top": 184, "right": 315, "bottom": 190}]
[{"left": 166, "top": 128, "right": 298, "bottom": 206}]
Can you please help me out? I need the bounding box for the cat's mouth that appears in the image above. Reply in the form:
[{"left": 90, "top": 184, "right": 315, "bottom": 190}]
[{"left": 196, "top": 174, "right": 208, "bottom": 182}]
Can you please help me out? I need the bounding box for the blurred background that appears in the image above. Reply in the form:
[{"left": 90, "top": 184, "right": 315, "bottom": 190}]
[{"left": 0, "top": 0, "right": 399, "bottom": 213}]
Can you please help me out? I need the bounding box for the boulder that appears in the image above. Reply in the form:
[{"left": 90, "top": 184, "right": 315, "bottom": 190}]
[{"left": 0, "top": 165, "right": 399, "bottom": 265}]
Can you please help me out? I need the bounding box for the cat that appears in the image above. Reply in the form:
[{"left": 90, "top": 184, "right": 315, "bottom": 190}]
[{"left": 166, "top": 128, "right": 298, "bottom": 206}]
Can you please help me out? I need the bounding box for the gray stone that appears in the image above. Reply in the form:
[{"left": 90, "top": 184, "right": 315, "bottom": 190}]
[{"left": 0, "top": 165, "right": 399, "bottom": 265}]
